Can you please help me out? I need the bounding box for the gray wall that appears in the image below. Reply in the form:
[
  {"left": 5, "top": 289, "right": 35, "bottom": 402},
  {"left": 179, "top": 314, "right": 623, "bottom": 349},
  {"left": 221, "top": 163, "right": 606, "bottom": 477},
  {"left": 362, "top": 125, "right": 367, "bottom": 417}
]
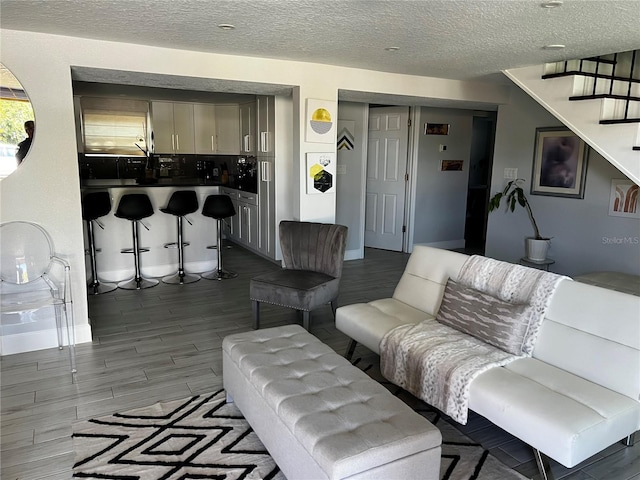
[
  {"left": 336, "top": 102, "right": 368, "bottom": 259},
  {"left": 486, "top": 87, "right": 640, "bottom": 276},
  {"left": 412, "top": 108, "right": 473, "bottom": 248}
]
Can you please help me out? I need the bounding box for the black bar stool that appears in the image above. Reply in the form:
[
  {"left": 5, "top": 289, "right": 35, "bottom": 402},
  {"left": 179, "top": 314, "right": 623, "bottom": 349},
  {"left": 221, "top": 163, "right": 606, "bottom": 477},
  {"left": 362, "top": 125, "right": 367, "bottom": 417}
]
[
  {"left": 81, "top": 191, "right": 117, "bottom": 295},
  {"left": 202, "top": 194, "right": 237, "bottom": 280},
  {"left": 160, "top": 190, "right": 200, "bottom": 285},
  {"left": 115, "top": 193, "right": 159, "bottom": 290}
]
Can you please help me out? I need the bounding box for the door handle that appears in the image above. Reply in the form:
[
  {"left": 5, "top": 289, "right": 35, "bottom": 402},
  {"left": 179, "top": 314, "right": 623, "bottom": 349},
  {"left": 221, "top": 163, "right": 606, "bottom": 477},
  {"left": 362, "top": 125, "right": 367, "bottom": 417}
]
[
  {"left": 171, "top": 134, "right": 175, "bottom": 151},
  {"left": 176, "top": 134, "right": 180, "bottom": 151},
  {"left": 260, "top": 132, "right": 269, "bottom": 153},
  {"left": 261, "top": 161, "right": 271, "bottom": 182}
]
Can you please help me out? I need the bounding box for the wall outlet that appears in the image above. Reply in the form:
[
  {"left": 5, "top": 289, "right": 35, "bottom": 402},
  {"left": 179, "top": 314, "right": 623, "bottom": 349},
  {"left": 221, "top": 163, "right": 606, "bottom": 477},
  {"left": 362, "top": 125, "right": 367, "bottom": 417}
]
[{"left": 504, "top": 167, "right": 518, "bottom": 180}]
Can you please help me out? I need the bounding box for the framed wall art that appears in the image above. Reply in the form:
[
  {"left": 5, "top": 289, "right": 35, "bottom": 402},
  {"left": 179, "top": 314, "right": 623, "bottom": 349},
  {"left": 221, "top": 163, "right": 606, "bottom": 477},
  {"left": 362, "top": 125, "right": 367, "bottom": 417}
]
[
  {"left": 306, "top": 152, "right": 336, "bottom": 194},
  {"left": 425, "top": 123, "right": 450, "bottom": 135},
  {"left": 608, "top": 179, "right": 640, "bottom": 218},
  {"left": 305, "top": 99, "right": 336, "bottom": 143},
  {"left": 441, "top": 160, "right": 464, "bottom": 171},
  {"left": 530, "top": 127, "right": 588, "bottom": 198}
]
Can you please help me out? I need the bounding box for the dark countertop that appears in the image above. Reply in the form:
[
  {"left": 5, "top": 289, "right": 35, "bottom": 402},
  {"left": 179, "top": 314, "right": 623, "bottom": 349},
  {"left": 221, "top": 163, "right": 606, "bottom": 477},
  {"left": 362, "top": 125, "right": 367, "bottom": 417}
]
[{"left": 81, "top": 178, "right": 234, "bottom": 189}]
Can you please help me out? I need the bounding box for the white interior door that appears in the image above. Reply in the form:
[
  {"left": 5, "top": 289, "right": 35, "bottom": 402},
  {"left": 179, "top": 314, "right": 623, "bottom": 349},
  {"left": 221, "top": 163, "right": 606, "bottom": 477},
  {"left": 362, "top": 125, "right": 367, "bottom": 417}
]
[{"left": 364, "top": 106, "right": 409, "bottom": 251}]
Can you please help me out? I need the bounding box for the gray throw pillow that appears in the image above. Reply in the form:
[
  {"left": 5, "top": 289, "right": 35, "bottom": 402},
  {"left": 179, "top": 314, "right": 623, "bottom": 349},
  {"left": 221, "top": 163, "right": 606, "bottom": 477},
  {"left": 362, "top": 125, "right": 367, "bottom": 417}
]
[{"left": 436, "top": 279, "right": 529, "bottom": 355}]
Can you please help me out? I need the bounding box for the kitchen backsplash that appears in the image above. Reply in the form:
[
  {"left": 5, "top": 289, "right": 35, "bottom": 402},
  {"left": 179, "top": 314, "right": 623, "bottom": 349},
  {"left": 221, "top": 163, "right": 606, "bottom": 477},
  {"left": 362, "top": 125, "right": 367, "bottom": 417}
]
[{"left": 79, "top": 153, "right": 257, "bottom": 191}]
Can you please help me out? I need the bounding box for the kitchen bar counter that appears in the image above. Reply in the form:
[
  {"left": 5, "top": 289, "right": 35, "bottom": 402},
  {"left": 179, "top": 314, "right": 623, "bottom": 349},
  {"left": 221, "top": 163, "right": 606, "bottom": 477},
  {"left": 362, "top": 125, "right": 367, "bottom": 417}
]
[
  {"left": 81, "top": 184, "right": 227, "bottom": 283},
  {"left": 81, "top": 177, "right": 257, "bottom": 192},
  {"left": 82, "top": 178, "right": 226, "bottom": 188}
]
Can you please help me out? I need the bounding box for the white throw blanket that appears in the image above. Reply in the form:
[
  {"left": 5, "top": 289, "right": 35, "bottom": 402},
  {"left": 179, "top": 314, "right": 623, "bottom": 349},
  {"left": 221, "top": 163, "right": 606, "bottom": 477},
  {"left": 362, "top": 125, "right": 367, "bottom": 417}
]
[{"left": 381, "top": 255, "right": 568, "bottom": 424}]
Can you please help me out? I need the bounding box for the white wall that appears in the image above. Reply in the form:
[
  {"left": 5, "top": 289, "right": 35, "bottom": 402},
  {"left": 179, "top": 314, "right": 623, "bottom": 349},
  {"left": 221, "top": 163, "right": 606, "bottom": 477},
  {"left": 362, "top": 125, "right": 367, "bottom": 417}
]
[
  {"left": 336, "top": 102, "right": 368, "bottom": 260},
  {"left": 411, "top": 107, "right": 474, "bottom": 249},
  {"left": 0, "top": 29, "right": 510, "bottom": 350},
  {"left": 486, "top": 87, "right": 640, "bottom": 276}
]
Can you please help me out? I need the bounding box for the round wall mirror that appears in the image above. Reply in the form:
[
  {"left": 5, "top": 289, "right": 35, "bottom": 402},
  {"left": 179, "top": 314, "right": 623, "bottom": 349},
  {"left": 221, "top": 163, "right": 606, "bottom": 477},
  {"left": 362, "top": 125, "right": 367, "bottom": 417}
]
[{"left": 0, "top": 63, "right": 35, "bottom": 179}]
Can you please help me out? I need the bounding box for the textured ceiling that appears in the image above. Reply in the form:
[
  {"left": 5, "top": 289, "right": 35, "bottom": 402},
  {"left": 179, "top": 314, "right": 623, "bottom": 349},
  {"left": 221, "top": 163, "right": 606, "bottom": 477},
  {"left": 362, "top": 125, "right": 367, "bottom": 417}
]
[{"left": 2, "top": 0, "right": 640, "bottom": 105}]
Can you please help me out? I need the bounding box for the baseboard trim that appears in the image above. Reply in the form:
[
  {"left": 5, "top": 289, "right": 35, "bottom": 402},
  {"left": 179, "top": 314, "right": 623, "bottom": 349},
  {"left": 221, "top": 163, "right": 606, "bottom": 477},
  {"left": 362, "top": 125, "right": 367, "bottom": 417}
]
[
  {"left": 1, "top": 323, "right": 92, "bottom": 356},
  {"left": 414, "top": 239, "right": 465, "bottom": 250}
]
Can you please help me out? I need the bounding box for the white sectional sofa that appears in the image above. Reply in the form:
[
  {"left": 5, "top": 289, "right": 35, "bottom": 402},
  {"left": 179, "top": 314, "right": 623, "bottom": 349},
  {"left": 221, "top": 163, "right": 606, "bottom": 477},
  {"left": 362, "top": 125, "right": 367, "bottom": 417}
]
[{"left": 336, "top": 245, "right": 640, "bottom": 478}]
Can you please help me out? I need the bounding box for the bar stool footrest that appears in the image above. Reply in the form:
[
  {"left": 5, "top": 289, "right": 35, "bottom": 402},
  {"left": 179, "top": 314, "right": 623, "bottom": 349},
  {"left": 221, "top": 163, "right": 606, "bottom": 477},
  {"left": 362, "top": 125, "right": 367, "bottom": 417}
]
[
  {"left": 163, "top": 242, "right": 190, "bottom": 249},
  {"left": 121, "top": 247, "right": 151, "bottom": 254}
]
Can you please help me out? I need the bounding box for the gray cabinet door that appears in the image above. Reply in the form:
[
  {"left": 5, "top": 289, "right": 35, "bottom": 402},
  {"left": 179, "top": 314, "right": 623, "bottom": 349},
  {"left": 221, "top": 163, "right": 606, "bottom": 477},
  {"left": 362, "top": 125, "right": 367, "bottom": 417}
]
[
  {"left": 257, "top": 96, "right": 274, "bottom": 155},
  {"left": 151, "top": 102, "right": 175, "bottom": 154},
  {"left": 172, "top": 103, "right": 195, "bottom": 154},
  {"left": 215, "top": 105, "right": 240, "bottom": 155},
  {"left": 194, "top": 103, "right": 216, "bottom": 155},
  {"left": 258, "top": 158, "right": 276, "bottom": 258},
  {"left": 240, "top": 102, "right": 256, "bottom": 155}
]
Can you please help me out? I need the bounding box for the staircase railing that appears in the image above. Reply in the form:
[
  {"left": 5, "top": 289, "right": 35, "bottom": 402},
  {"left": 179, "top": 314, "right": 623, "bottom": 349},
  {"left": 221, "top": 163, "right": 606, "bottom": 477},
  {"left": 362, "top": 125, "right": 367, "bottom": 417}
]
[{"left": 542, "top": 49, "right": 640, "bottom": 125}]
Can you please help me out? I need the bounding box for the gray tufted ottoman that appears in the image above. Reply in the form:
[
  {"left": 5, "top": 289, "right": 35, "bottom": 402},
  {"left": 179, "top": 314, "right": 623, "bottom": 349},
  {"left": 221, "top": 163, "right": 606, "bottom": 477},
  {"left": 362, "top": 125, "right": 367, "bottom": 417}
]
[{"left": 222, "top": 324, "right": 442, "bottom": 480}]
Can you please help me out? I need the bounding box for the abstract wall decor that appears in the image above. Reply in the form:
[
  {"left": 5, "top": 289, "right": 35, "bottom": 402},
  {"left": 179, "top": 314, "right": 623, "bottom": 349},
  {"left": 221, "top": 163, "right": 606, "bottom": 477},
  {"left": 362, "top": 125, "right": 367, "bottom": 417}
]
[
  {"left": 337, "top": 122, "right": 355, "bottom": 150},
  {"left": 306, "top": 99, "right": 337, "bottom": 143},
  {"left": 306, "top": 152, "right": 335, "bottom": 194},
  {"left": 609, "top": 179, "right": 640, "bottom": 218},
  {"left": 530, "top": 127, "right": 588, "bottom": 198}
]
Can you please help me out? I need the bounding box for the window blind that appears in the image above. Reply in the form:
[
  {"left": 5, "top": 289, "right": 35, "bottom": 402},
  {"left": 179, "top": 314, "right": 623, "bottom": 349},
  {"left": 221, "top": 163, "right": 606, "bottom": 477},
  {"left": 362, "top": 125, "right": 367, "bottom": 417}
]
[{"left": 81, "top": 97, "right": 149, "bottom": 155}]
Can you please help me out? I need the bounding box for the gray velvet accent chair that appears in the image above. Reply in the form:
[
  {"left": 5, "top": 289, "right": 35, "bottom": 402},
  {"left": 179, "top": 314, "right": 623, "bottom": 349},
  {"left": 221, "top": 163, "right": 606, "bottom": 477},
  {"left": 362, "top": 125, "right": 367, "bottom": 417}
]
[{"left": 250, "top": 221, "right": 348, "bottom": 331}]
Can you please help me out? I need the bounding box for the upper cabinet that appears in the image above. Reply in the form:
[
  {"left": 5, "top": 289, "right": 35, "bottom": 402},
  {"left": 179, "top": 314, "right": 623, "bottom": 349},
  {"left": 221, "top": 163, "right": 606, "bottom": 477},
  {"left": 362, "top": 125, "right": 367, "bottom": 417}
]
[
  {"left": 256, "top": 96, "right": 275, "bottom": 155},
  {"left": 149, "top": 98, "right": 263, "bottom": 156},
  {"left": 151, "top": 102, "right": 195, "bottom": 154},
  {"left": 240, "top": 101, "right": 256, "bottom": 155},
  {"left": 194, "top": 104, "right": 240, "bottom": 155}
]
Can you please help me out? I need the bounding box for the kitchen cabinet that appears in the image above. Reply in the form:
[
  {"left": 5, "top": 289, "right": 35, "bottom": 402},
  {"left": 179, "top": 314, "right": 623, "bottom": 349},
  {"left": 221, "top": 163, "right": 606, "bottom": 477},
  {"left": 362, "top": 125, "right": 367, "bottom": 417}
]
[
  {"left": 151, "top": 102, "right": 195, "bottom": 154},
  {"left": 256, "top": 95, "right": 276, "bottom": 259},
  {"left": 258, "top": 158, "right": 276, "bottom": 258},
  {"left": 238, "top": 192, "right": 259, "bottom": 251},
  {"left": 240, "top": 101, "right": 256, "bottom": 155},
  {"left": 220, "top": 187, "right": 240, "bottom": 240},
  {"left": 256, "top": 96, "right": 274, "bottom": 155},
  {"left": 194, "top": 104, "right": 240, "bottom": 155},
  {"left": 220, "top": 188, "right": 257, "bottom": 250}
]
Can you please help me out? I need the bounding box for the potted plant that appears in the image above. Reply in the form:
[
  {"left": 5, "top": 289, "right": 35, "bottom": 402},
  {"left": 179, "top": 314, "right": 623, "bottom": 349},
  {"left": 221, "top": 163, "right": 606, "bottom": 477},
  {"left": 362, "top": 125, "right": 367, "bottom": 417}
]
[{"left": 488, "top": 178, "right": 551, "bottom": 261}]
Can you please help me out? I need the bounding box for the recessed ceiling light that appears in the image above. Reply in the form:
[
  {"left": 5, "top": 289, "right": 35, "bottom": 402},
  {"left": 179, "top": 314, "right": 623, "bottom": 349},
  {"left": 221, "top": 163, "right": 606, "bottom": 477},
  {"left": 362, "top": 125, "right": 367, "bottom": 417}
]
[
  {"left": 385, "top": 47, "right": 400, "bottom": 52},
  {"left": 543, "top": 44, "right": 566, "bottom": 50},
  {"left": 541, "top": 0, "right": 563, "bottom": 7},
  {"left": 218, "top": 24, "right": 236, "bottom": 30}
]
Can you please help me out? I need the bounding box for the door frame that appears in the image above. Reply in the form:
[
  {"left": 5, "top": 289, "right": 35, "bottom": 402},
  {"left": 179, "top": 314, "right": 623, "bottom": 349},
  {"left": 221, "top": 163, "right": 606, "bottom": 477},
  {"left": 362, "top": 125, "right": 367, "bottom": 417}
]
[{"left": 403, "top": 107, "right": 420, "bottom": 254}]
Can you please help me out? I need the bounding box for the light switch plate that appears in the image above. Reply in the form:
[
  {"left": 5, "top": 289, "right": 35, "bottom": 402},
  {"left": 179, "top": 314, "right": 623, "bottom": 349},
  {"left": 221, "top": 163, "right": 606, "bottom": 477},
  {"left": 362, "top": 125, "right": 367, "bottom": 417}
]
[
  {"left": 337, "top": 164, "right": 347, "bottom": 175},
  {"left": 439, "top": 144, "right": 447, "bottom": 152},
  {"left": 504, "top": 168, "right": 518, "bottom": 180}
]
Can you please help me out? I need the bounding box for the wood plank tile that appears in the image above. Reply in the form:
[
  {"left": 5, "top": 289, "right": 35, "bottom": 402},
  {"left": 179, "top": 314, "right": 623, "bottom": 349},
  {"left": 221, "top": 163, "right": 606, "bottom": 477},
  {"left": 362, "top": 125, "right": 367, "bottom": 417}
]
[{"left": 0, "top": 246, "right": 634, "bottom": 480}]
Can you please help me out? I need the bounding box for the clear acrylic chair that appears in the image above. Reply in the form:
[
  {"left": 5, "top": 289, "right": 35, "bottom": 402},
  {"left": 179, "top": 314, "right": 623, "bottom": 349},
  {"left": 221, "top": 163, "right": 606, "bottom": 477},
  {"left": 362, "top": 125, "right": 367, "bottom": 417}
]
[{"left": 0, "top": 221, "right": 77, "bottom": 377}]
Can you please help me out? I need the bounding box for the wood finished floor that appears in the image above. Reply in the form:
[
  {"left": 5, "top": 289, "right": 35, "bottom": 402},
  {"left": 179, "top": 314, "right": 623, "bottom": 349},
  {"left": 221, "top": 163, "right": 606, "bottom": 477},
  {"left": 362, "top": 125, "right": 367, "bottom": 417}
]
[{"left": 1, "top": 245, "right": 638, "bottom": 480}]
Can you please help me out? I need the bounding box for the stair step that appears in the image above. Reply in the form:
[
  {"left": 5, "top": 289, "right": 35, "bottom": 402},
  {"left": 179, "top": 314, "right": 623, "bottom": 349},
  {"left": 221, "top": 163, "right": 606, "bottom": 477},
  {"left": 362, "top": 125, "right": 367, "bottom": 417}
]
[
  {"left": 543, "top": 72, "right": 640, "bottom": 84},
  {"left": 600, "top": 118, "right": 640, "bottom": 125},
  {"left": 570, "top": 94, "right": 640, "bottom": 102}
]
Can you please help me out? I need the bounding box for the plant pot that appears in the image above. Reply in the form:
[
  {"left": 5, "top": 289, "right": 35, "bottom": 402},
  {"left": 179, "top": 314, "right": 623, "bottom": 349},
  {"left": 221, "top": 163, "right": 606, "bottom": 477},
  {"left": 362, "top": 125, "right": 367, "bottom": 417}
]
[{"left": 525, "top": 237, "right": 550, "bottom": 262}]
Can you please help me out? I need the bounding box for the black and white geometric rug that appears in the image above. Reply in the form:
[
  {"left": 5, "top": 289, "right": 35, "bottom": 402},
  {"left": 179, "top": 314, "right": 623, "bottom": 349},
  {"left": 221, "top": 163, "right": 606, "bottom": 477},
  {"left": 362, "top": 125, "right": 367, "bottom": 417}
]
[
  {"left": 73, "top": 389, "right": 281, "bottom": 480},
  {"left": 73, "top": 381, "right": 527, "bottom": 479}
]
